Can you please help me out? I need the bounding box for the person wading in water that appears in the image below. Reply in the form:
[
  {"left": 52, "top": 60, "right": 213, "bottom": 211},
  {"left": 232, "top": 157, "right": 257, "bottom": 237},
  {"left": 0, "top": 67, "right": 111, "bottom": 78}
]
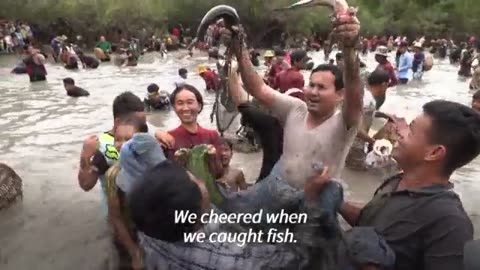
[{"left": 23, "top": 45, "right": 47, "bottom": 82}]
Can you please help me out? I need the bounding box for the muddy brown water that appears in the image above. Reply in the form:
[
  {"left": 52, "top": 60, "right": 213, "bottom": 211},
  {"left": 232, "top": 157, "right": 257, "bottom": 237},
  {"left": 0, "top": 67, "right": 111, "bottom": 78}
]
[{"left": 0, "top": 50, "right": 478, "bottom": 270}]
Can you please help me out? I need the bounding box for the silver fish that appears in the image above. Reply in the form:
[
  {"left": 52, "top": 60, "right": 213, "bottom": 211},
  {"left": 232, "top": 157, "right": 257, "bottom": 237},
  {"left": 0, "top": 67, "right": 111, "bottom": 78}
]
[
  {"left": 0, "top": 163, "right": 23, "bottom": 210},
  {"left": 188, "top": 5, "right": 240, "bottom": 51},
  {"left": 275, "top": 0, "right": 349, "bottom": 13}
]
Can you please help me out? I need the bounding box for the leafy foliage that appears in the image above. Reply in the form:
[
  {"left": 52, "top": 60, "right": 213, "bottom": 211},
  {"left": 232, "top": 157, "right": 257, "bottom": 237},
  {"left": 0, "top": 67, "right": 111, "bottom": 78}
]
[{"left": 0, "top": 0, "right": 478, "bottom": 44}]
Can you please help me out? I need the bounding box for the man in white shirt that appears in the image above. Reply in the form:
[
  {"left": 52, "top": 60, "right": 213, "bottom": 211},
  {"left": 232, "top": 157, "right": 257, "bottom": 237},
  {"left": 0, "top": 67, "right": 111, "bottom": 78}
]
[{"left": 174, "top": 68, "right": 188, "bottom": 89}]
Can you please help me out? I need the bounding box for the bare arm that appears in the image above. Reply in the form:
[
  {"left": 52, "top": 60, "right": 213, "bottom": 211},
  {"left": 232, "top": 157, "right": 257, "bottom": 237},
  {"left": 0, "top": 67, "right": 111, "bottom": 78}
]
[
  {"left": 342, "top": 47, "right": 363, "bottom": 129},
  {"left": 227, "top": 67, "right": 249, "bottom": 107},
  {"left": 234, "top": 45, "right": 276, "bottom": 108},
  {"left": 357, "top": 129, "right": 375, "bottom": 145},
  {"left": 78, "top": 156, "right": 99, "bottom": 191},
  {"left": 236, "top": 171, "right": 248, "bottom": 191},
  {"left": 107, "top": 191, "right": 142, "bottom": 267},
  {"left": 339, "top": 201, "right": 364, "bottom": 226},
  {"left": 374, "top": 111, "right": 392, "bottom": 120}
]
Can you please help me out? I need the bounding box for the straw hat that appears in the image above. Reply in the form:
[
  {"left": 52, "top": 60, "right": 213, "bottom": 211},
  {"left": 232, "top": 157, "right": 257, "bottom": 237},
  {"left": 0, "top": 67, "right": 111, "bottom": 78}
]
[
  {"left": 264, "top": 50, "right": 274, "bottom": 58},
  {"left": 375, "top": 46, "right": 389, "bottom": 57},
  {"left": 197, "top": 64, "right": 208, "bottom": 75},
  {"left": 413, "top": 42, "right": 423, "bottom": 48}
]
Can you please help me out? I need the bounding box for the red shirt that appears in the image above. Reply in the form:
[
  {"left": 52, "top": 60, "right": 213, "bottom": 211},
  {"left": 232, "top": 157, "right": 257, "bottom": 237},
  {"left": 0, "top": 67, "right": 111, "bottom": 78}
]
[
  {"left": 275, "top": 67, "right": 305, "bottom": 93},
  {"left": 201, "top": 70, "right": 220, "bottom": 91},
  {"left": 377, "top": 61, "right": 398, "bottom": 87},
  {"left": 267, "top": 60, "right": 290, "bottom": 88},
  {"left": 172, "top": 27, "right": 180, "bottom": 38},
  {"left": 165, "top": 125, "right": 223, "bottom": 161}
]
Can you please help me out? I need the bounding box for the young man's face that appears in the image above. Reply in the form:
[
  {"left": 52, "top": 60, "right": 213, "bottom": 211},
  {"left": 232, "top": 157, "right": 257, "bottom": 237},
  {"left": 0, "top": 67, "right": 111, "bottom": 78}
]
[
  {"left": 220, "top": 143, "right": 233, "bottom": 167},
  {"left": 180, "top": 73, "right": 187, "bottom": 79},
  {"left": 472, "top": 98, "right": 480, "bottom": 112},
  {"left": 304, "top": 70, "right": 343, "bottom": 117},
  {"left": 392, "top": 113, "right": 446, "bottom": 170}
]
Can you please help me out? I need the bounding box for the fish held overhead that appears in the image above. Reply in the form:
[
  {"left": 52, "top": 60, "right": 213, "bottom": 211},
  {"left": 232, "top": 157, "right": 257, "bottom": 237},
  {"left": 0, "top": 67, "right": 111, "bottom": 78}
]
[
  {"left": 188, "top": 5, "right": 241, "bottom": 51},
  {"left": 273, "top": 0, "right": 356, "bottom": 25}
]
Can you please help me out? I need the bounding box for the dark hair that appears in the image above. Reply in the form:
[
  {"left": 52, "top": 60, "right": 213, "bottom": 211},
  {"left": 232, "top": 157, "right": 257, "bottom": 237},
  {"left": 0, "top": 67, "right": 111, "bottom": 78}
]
[
  {"left": 178, "top": 68, "right": 187, "bottom": 75},
  {"left": 335, "top": 52, "right": 343, "bottom": 60},
  {"left": 311, "top": 64, "right": 344, "bottom": 90},
  {"left": 129, "top": 161, "right": 203, "bottom": 242},
  {"left": 367, "top": 69, "right": 390, "bottom": 86},
  {"left": 221, "top": 138, "right": 233, "bottom": 150},
  {"left": 170, "top": 84, "right": 204, "bottom": 113},
  {"left": 63, "top": 77, "right": 75, "bottom": 85},
  {"left": 117, "top": 113, "right": 148, "bottom": 133},
  {"left": 112, "top": 91, "right": 145, "bottom": 119},
  {"left": 290, "top": 49, "right": 307, "bottom": 64},
  {"left": 473, "top": 90, "right": 480, "bottom": 100},
  {"left": 423, "top": 100, "right": 480, "bottom": 176},
  {"left": 274, "top": 48, "right": 286, "bottom": 57},
  {"left": 147, "top": 83, "right": 159, "bottom": 93}
]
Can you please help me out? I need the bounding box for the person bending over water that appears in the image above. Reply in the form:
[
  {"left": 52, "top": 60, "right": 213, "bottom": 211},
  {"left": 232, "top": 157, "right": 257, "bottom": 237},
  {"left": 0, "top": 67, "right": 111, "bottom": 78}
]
[
  {"left": 63, "top": 78, "right": 89, "bottom": 97},
  {"left": 198, "top": 65, "right": 220, "bottom": 92},
  {"left": 157, "top": 84, "right": 224, "bottom": 178},
  {"left": 216, "top": 139, "right": 247, "bottom": 192},
  {"left": 77, "top": 51, "right": 100, "bottom": 69}
]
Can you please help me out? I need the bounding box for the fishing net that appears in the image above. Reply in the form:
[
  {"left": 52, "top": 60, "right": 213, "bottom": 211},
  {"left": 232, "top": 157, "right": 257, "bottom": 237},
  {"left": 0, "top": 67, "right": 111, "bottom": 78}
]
[
  {"left": 211, "top": 59, "right": 239, "bottom": 135},
  {"left": 0, "top": 163, "right": 23, "bottom": 210}
]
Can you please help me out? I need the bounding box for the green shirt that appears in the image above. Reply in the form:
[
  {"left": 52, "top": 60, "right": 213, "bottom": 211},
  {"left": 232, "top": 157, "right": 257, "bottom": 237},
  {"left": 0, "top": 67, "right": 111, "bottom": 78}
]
[{"left": 96, "top": 41, "right": 111, "bottom": 53}]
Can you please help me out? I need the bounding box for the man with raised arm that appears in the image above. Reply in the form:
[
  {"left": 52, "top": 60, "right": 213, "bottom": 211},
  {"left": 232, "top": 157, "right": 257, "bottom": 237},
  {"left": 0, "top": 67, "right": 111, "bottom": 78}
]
[{"left": 230, "top": 16, "right": 363, "bottom": 188}]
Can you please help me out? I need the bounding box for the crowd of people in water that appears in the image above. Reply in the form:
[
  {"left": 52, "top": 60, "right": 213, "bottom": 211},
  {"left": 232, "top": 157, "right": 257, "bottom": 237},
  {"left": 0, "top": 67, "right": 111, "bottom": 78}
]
[
  {"left": 4, "top": 11, "right": 480, "bottom": 270},
  {"left": 0, "top": 20, "right": 35, "bottom": 53}
]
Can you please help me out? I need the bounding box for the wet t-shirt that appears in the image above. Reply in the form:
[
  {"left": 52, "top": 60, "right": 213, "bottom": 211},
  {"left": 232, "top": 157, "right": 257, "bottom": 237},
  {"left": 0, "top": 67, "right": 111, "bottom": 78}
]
[
  {"left": 67, "top": 86, "right": 90, "bottom": 97},
  {"left": 271, "top": 92, "right": 358, "bottom": 188}
]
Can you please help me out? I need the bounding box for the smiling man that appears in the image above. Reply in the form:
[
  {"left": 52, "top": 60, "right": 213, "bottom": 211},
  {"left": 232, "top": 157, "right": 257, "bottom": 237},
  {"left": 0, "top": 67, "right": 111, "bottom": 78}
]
[
  {"left": 340, "top": 100, "right": 480, "bottom": 270},
  {"left": 231, "top": 20, "right": 363, "bottom": 188}
]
